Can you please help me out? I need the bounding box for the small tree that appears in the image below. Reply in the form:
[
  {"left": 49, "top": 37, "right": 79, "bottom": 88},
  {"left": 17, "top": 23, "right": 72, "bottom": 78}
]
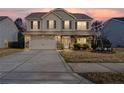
[
  {"left": 15, "top": 18, "right": 26, "bottom": 32},
  {"left": 91, "top": 21, "right": 103, "bottom": 32},
  {"left": 91, "top": 20, "right": 104, "bottom": 50},
  {"left": 91, "top": 20, "right": 112, "bottom": 52}
]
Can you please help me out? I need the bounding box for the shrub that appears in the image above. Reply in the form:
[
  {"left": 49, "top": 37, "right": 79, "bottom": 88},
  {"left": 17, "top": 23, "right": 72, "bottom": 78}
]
[
  {"left": 73, "top": 43, "right": 81, "bottom": 50},
  {"left": 8, "top": 42, "right": 19, "bottom": 48},
  {"left": 81, "top": 44, "right": 89, "bottom": 50},
  {"left": 91, "top": 40, "right": 97, "bottom": 50},
  {"left": 102, "top": 38, "right": 112, "bottom": 48},
  {"left": 61, "top": 43, "right": 64, "bottom": 49},
  {"left": 58, "top": 43, "right": 64, "bottom": 50},
  {"left": 91, "top": 37, "right": 112, "bottom": 52}
]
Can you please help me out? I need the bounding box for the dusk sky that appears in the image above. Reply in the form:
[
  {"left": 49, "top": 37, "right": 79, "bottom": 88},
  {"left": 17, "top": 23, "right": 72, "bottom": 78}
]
[{"left": 0, "top": 8, "right": 124, "bottom": 21}]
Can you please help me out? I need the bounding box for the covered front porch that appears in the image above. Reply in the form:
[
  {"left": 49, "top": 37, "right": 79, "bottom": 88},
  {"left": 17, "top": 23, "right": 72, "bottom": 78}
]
[
  {"left": 24, "top": 31, "right": 93, "bottom": 50},
  {"left": 55, "top": 35, "right": 93, "bottom": 49}
]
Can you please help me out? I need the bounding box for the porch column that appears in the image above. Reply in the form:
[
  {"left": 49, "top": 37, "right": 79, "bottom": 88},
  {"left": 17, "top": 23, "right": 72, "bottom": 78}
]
[
  {"left": 70, "top": 36, "right": 76, "bottom": 49},
  {"left": 87, "top": 36, "right": 93, "bottom": 49}
]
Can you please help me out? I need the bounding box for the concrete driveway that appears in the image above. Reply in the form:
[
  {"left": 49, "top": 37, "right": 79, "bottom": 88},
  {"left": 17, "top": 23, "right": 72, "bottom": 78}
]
[{"left": 0, "top": 50, "right": 90, "bottom": 84}]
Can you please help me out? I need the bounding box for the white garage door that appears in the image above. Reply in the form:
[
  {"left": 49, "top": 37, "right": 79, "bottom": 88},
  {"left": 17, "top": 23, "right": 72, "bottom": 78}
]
[{"left": 29, "top": 36, "right": 57, "bottom": 49}]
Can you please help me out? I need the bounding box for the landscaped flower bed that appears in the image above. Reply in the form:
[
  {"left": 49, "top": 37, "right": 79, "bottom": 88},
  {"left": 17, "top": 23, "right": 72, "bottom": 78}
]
[{"left": 78, "top": 72, "right": 124, "bottom": 84}]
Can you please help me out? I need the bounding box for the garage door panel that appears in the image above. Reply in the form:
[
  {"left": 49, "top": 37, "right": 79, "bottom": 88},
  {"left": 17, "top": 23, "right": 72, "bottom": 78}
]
[{"left": 30, "top": 36, "right": 57, "bottom": 49}]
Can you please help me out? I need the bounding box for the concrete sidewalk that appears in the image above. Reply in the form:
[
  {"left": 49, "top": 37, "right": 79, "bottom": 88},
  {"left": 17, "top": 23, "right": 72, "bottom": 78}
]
[
  {"left": 0, "top": 50, "right": 91, "bottom": 84},
  {"left": 69, "top": 63, "right": 124, "bottom": 73}
]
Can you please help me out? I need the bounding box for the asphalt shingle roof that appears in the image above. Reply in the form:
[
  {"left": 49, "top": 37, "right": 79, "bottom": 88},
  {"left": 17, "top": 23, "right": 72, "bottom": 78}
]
[
  {"left": 25, "top": 11, "right": 93, "bottom": 20},
  {"left": 71, "top": 13, "right": 93, "bottom": 20},
  {"left": 113, "top": 17, "right": 124, "bottom": 22},
  {"left": 25, "top": 12, "right": 47, "bottom": 19},
  {"left": 0, "top": 16, "right": 8, "bottom": 21}
]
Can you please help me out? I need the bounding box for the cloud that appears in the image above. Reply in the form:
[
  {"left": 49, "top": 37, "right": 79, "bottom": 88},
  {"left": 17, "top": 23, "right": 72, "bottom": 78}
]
[
  {"left": 65, "top": 8, "right": 124, "bottom": 21},
  {"left": 0, "top": 8, "right": 124, "bottom": 21},
  {"left": 85, "top": 9, "right": 124, "bottom": 20}
]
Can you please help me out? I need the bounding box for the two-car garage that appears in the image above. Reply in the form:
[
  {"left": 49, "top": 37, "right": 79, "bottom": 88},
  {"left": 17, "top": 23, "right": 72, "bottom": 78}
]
[{"left": 29, "top": 36, "right": 57, "bottom": 49}]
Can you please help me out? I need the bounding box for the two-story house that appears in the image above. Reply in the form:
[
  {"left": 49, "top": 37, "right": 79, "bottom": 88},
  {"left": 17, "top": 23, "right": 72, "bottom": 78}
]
[
  {"left": 102, "top": 17, "right": 124, "bottom": 47},
  {"left": 24, "top": 8, "right": 93, "bottom": 49},
  {"left": 0, "top": 16, "right": 18, "bottom": 48}
]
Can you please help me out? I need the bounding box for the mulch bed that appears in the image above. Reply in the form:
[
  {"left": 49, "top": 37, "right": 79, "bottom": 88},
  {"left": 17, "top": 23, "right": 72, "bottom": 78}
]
[{"left": 78, "top": 72, "right": 124, "bottom": 84}]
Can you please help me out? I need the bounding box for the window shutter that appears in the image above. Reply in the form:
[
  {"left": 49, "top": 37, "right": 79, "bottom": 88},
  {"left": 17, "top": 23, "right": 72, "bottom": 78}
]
[
  {"left": 86, "top": 22, "right": 89, "bottom": 29},
  {"left": 31, "top": 21, "right": 33, "bottom": 29},
  {"left": 54, "top": 20, "right": 56, "bottom": 29},
  {"left": 69, "top": 21, "right": 72, "bottom": 29},
  {"left": 47, "top": 20, "right": 49, "bottom": 29},
  {"left": 62, "top": 21, "right": 64, "bottom": 29},
  {"left": 38, "top": 21, "right": 40, "bottom": 29},
  {"left": 75, "top": 22, "right": 77, "bottom": 30}
]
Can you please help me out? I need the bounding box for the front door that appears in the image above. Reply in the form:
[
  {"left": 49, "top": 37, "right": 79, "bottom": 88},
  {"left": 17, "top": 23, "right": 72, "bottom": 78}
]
[{"left": 62, "top": 36, "right": 70, "bottom": 49}]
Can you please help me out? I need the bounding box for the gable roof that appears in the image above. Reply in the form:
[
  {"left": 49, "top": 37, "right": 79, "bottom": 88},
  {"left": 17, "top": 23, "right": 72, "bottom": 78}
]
[
  {"left": 52, "top": 8, "right": 76, "bottom": 19},
  {"left": 25, "top": 9, "right": 93, "bottom": 20},
  {"left": 113, "top": 17, "right": 124, "bottom": 22},
  {"left": 0, "top": 16, "right": 8, "bottom": 21}
]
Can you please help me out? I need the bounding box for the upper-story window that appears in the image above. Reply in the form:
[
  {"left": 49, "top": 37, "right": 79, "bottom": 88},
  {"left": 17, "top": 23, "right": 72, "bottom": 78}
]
[
  {"left": 31, "top": 21, "right": 40, "bottom": 30},
  {"left": 62, "top": 20, "right": 72, "bottom": 29},
  {"left": 64, "top": 20, "right": 70, "bottom": 29},
  {"left": 47, "top": 20, "right": 56, "bottom": 29},
  {"left": 76, "top": 21, "right": 87, "bottom": 30}
]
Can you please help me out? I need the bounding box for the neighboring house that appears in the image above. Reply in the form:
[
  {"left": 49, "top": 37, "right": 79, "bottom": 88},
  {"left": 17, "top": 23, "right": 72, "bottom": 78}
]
[
  {"left": 24, "top": 8, "right": 93, "bottom": 49},
  {"left": 102, "top": 17, "right": 124, "bottom": 48},
  {"left": 0, "top": 16, "right": 18, "bottom": 48}
]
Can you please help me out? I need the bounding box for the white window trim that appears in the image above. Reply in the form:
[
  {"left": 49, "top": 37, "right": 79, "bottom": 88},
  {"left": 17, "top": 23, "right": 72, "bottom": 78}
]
[
  {"left": 64, "top": 20, "right": 70, "bottom": 29},
  {"left": 33, "top": 21, "right": 38, "bottom": 30},
  {"left": 77, "top": 21, "right": 87, "bottom": 30},
  {"left": 31, "top": 20, "right": 40, "bottom": 30},
  {"left": 49, "top": 20, "right": 54, "bottom": 29},
  {"left": 77, "top": 38, "right": 87, "bottom": 44}
]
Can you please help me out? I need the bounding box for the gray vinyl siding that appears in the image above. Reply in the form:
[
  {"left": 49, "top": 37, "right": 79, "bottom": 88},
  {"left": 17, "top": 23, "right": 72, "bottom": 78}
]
[
  {"left": 26, "top": 11, "right": 92, "bottom": 31},
  {"left": 42, "top": 13, "right": 62, "bottom": 31},
  {"left": 62, "top": 20, "right": 76, "bottom": 31},
  {"left": 102, "top": 19, "right": 124, "bottom": 47},
  {"left": 26, "top": 20, "right": 42, "bottom": 31},
  {"left": 0, "top": 18, "right": 18, "bottom": 48}
]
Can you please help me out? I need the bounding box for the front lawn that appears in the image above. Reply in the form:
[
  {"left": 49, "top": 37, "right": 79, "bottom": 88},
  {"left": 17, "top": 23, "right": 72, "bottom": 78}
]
[
  {"left": 79, "top": 72, "right": 124, "bottom": 84},
  {"left": 0, "top": 48, "right": 23, "bottom": 57},
  {"left": 59, "top": 48, "right": 124, "bottom": 63}
]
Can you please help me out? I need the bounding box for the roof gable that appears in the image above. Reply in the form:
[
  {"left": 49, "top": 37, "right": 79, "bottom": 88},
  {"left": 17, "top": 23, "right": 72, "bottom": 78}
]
[
  {"left": 41, "top": 10, "right": 63, "bottom": 20},
  {"left": 103, "top": 17, "right": 124, "bottom": 27},
  {"left": 113, "top": 17, "right": 124, "bottom": 22},
  {"left": 40, "top": 8, "right": 75, "bottom": 20},
  {"left": 52, "top": 8, "right": 76, "bottom": 20},
  {"left": 0, "top": 16, "right": 8, "bottom": 21},
  {"left": 25, "top": 8, "right": 93, "bottom": 20}
]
